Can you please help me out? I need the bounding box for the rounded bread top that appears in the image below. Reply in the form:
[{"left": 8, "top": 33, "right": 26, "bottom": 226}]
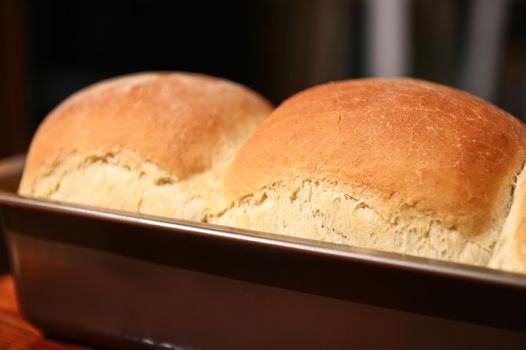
[
  {"left": 225, "top": 78, "right": 526, "bottom": 234},
  {"left": 23, "top": 71, "right": 272, "bottom": 182}
]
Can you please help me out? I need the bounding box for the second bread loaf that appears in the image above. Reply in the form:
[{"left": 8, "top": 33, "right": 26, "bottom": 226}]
[{"left": 212, "top": 78, "right": 526, "bottom": 273}]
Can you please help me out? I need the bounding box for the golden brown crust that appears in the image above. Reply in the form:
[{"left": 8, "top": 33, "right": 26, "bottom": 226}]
[
  {"left": 22, "top": 72, "right": 272, "bottom": 186},
  {"left": 225, "top": 78, "right": 526, "bottom": 234}
]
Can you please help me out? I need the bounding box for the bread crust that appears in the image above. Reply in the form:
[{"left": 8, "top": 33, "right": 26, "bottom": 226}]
[
  {"left": 225, "top": 78, "right": 526, "bottom": 235},
  {"left": 20, "top": 72, "right": 272, "bottom": 192}
]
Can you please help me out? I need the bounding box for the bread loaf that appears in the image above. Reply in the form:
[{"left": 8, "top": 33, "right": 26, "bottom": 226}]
[
  {"left": 20, "top": 73, "right": 526, "bottom": 273},
  {"left": 18, "top": 72, "right": 272, "bottom": 221},
  {"left": 212, "top": 78, "right": 526, "bottom": 273}
]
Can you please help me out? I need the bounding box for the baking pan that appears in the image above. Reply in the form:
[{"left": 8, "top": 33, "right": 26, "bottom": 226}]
[
  {"left": 0, "top": 154, "right": 24, "bottom": 273},
  {"left": 1, "top": 156, "right": 526, "bottom": 349}
]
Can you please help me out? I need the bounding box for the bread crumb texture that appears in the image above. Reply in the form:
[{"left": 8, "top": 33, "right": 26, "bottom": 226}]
[
  {"left": 20, "top": 148, "right": 226, "bottom": 221},
  {"left": 212, "top": 177, "right": 515, "bottom": 267}
]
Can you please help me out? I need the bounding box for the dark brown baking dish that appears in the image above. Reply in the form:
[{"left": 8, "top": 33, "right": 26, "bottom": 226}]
[
  {"left": 0, "top": 155, "right": 24, "bottom": 273},
  {"left": 1, "top": 155, "right": 526, "bottom": 350}
]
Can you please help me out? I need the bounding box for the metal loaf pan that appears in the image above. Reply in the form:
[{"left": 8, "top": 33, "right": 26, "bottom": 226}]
[
  {"left": 1, "top": 155, "right": 526, "bottom": 349},
  {"left": 0, "top": 155, "right": 24, "bottom": 273}
]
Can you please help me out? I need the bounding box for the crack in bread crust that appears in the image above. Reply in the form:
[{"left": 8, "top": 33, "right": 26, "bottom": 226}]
[
  {"left": 19, "top": 148, "right": 227, "bottom": 222},
  {"left": 212, "top": 175, "right": 518, "bottom": 267}
]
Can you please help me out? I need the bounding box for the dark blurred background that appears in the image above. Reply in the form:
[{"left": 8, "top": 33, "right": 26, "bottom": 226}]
[{"left": 1, "top": 0, "right": 526, "bottom": 158}]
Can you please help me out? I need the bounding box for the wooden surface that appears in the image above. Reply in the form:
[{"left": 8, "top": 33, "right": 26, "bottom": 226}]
[{"left": 0, "top": 275, "right": 91, "bottom": 349}]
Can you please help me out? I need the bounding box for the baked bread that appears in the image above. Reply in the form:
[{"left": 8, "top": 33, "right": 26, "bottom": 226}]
[
  {"left": 19, "top": 72, "right": 272, "bottom": 221},
  {"left": 212, "top": 78, "right": 526, "bottom": 273}
]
